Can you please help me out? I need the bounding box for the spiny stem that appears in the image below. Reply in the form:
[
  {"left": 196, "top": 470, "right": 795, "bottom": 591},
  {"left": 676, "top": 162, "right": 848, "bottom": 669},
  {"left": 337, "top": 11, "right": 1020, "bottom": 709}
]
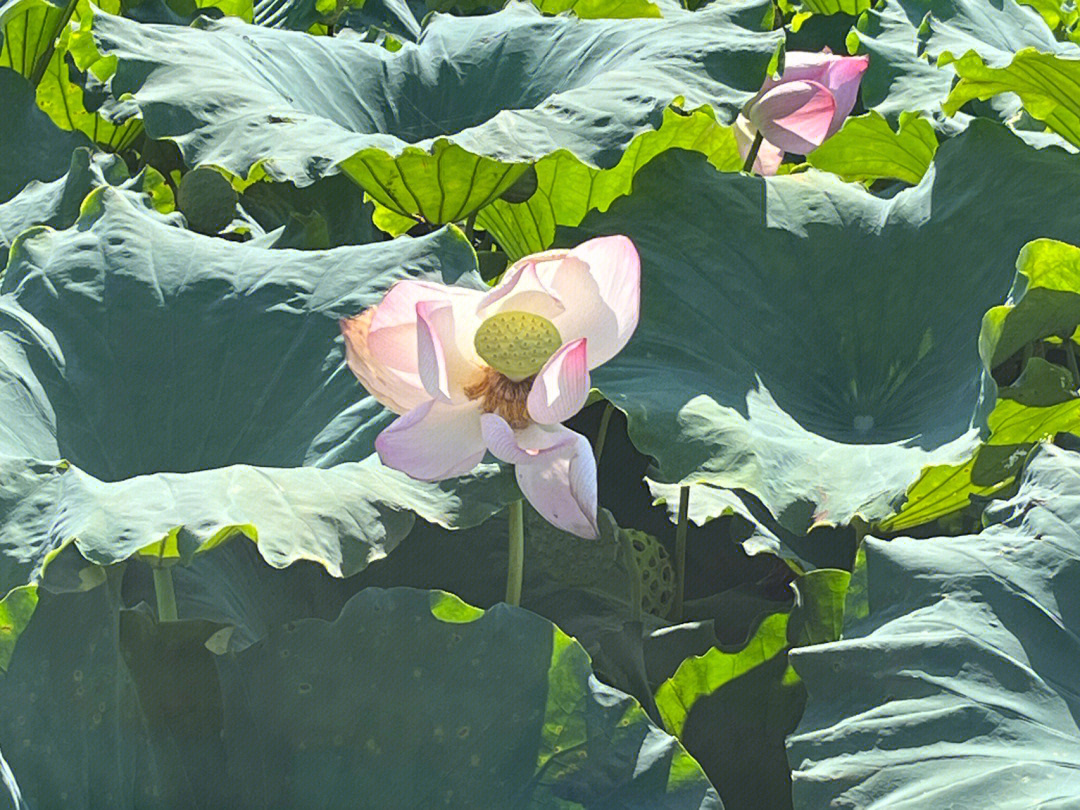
[
  {"left": 152, "top": 566, "right": 178, "bottom": 623},
  {"left": 593, "top": 401, "right": 615, "bottom": 464},
  {"left": 742, "top": 131, "right": 765, "bottom": 174},
  {"left": 505, "top": 499, "right": 524, "bottom": 606},
  {"left": 671, "top": 485, "right": 690, "bottom": 622}
]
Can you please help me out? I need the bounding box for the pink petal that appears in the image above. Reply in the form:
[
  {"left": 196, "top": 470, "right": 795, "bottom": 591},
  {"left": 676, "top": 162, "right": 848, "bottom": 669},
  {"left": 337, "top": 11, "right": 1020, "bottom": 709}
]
[
  {"left": 415, "top": 300, "right": 482, "bottom": 404},
  {"left": 480, "top": 416, "right": 599, "bottom": 538},
  {"left": 478, "top": 258, "right": 566, "bottom": 321},
  {"left": 821, "top": 55, "right": 869, "bottom": 134},
  {"left": 734, "top": 114, "right": 785, "bottom": 176},
  {"left": 761, "top": 51, "right": 834, "bottom": 91},
  {"left": 530, "top": 236, "right": 641, "bottom": 369},
  {"left": 527, "top": 338, "right": 590, "bottom": 425},
  {"left": 340, "top": 311, "right": 428, "bottom": 415},
  {"left": 746, "top": 80, "right": 837, "bottom": 155},
  {"left": 367, "top": 279, "right": 485, "bottom": 376},
  {"left": 375, "top": 400, "right": 486, "bottom": 481}
]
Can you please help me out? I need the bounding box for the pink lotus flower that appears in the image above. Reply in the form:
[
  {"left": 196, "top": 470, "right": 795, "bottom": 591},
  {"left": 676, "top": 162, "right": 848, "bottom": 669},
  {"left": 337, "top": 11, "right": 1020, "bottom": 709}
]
[
  {"left": 736, "top": 49, "right": 870, "bottom": 175},
  {"left": 341, "top": 236, "right": 640, "bottom": 539}
]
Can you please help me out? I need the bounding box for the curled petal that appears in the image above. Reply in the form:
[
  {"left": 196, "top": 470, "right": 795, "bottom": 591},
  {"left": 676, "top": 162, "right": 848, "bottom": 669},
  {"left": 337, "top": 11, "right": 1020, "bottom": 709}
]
[
  {"left": 376, "top": 400, "right": 486, "bottom": 482},
  {"left": 745, "top": 80, "right": 836, "bottom": 155},
  {"left": 367, "top": 279, "right": 485, "bottom": 376},
  {"left": 415, "top": 300, "right": 482, "bottom": 403},
  {"left": 478, "top": 258, "right": 567, "bottom": 321},
  {"left": 527, "top": 338, "right": 590, "bottom": 425},
  {"left": 480, "top": 415, "right": 599, "bottom": 538},
  {"left": 734, "top": 114, "right": 785, "bottom": 176},
  {"left": 761, "top": 51, "right": 869, "bottom": 135},
  {"left": 528, "top": 236, "right": 640, "bottom": 369},
  {"left": 340, "top": 311, "right": 427, "bottom": 415}
]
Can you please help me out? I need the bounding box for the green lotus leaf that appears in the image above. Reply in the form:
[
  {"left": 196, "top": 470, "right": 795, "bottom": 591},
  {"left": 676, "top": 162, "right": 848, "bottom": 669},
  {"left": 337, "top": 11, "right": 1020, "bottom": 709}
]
[
  {"left": 0, "top": 0, "right": 143, "bottom": 150},
  {"left": 798, "top": 0, "right": 869, "bottom": 14},
  {"left": 477, "top": 105, "right": 742, "bottom": 260},
  {"left": 88, "top": 1, "right": 780, "bottom": 221},
  {"left": 0, "top": 188, "right": 515, "bottom": 598},
  {"left": 880, "top": 357, "right": 1080, "bottom": 531},
  {"left": 789, "top": 441, "right": 1080, "bottom": 808},
  {"left": 806, "top": 110, "right": 938, "bottom": 185},
  {"left": 0, "top": 147, "right": 173, "bottom": 266},
  {"left": 847, "top": 0, "right": 1066, "bottom": 129},
  {"left": 981, "top": 238, "right": 1080, "bottom": 370},
  {"left": 943, "top": 47, "right": 1080, "bottom": 148},
  {"left": 217, "top": 587, "right": 720, "bottom": 808},
  {"left": 562, "top": 121, "right": 1080, "bottom": 535},
  {"left": 655, "top": 570, "right": 849, "bottom": 810},
  {"left": 0, "top": 69, "right": 89, "bottom": 203}
]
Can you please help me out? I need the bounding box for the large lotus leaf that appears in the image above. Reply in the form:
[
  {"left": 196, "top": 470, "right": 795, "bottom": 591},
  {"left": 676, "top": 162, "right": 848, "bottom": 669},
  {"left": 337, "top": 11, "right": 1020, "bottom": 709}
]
[
  {"left": 788, "top": 441, "right": 1080, "bottom": 809},
  {"left": 0, "top": 187, "right": 515, "bottom": 596},
  {"left": 561, "top": 121, "right": 1080, "bottom": 534},
  {"left": 0, "top": 0, "right": 143, "bottom": 150},
  {"left": 216, "top": 586, "right": 721, "bottom": 808},
  {"left": 88, "top": 0, "right": 780, "bottom": 219},
  {"left": 943, "top": 47, "right": 1080, "bottom": 148},
  {"left": 653, "top": 571, "right": 848, "bottom": 810},
  {"left": 0, "top": 147, "right": 173, "bottom": 265},
  {"left": 477, "top": 105, "right": 742, "bottom": 260},
  {"left": 0, "top": 69, "right": 89, "bottom": 203},
  {"left": 847, "top": 0, "right": 1065, "bottom": 128},
  {"left": 805, "top": 111, "right": 938, "bottom": 185}
]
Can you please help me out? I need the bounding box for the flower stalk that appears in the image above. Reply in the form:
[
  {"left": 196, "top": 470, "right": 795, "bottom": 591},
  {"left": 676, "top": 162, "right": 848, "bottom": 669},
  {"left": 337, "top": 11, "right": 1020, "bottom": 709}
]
[
  {"left": 505, "top": 499, "right": 525, "bottom": 606},
  {"left": 671, "top": 485, "right": 690, "bottom": 622},
  {"left": 742, "top": 131, "right": 765, "bottom": 173},
  {"left": 152, "top": 566, "right": 179, "bottom": 623}
]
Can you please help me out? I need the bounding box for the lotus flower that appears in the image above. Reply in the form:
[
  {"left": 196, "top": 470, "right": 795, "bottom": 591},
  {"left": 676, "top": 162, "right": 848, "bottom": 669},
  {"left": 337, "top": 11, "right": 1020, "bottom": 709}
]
[
  {"left": 736, "top": 49, "right": 870, "bottom": 175},
  {"left": 341, "top": 236, "right": 640, "bottom": 539}
]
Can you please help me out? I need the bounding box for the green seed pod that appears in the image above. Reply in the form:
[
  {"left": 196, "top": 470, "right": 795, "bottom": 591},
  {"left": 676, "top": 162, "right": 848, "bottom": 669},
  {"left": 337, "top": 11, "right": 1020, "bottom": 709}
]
[
  {"left": 474, "top": 310, "right": 562, "bottom": 381},
  {"left": 526, "top": 508, "right": 618, "bottom": 587},
  {"left": 623, "top": 529, "right": 676, "bottom": 618},
  {"left": 178, "top": 167, "right": 238, "bottom": 235}
]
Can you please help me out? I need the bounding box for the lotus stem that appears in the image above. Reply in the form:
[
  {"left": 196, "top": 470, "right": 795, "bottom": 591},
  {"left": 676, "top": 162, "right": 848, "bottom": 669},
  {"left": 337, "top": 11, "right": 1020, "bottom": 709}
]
[
  {"left": 672, "top": 485, "right": 690, "bottom": 621},
  {"left": 1066, "top": 339, "right": 1080, "bottom": 389},
  {"left": 28, "top": 0, "right": 79, "bottom": 88},
  {"left": 152, "top": 566, "right": 178, "bottom": 623},
  {"left": 620, "top": 530, "right": 643, "bottom": 623},
  {"left": 464, "top": 211, "right": 478, "bottom": 244},
  {"left": 742, "top": 131, "right": 765, "bottom": 174},
  {"left": 505, "top": 499, "right": 524, "bottom": 606},
  {"left": 593, "top": 401, "right": 615, "bottom": 464}
]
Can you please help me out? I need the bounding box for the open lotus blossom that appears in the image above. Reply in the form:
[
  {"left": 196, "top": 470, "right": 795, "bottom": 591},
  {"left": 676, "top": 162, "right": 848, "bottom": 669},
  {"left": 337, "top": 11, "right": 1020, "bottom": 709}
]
[
  {"left": 736, "top": 49, "right": 870, "bottom": 175},
  {"left": 341, "top": 236, "right": 640, "bottom": 539}
]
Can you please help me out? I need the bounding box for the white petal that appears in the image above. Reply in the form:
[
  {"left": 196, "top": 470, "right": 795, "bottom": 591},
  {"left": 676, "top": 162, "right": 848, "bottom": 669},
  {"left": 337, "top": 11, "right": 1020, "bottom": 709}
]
[
  {"left": 534, "top": 236, "right": 641, "bottom": 369},
  {"left": 340, "top": 311, "right": 427, "bottom": 415},
  {"left": 478, "top": 257, "right": 567, "bottom": 321},
  {"left": 479, "top": 416, "right": 599, "bottom": 538},
  {"left": 376, "top": 400, "right": 486, "bottom": 481},
  {"left": 527, "top": 338, "right": 590, "bottom": 425},
  {"left": 415, "top": 300, "right": 482, "bottom": 403}
]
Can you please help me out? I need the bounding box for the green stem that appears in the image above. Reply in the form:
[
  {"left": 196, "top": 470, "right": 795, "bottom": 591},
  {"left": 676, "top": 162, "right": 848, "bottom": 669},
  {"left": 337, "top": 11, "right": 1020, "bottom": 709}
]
[
  {"left": 464, "top": 211, "right": 478, "bottom": 244},
  {"left": 28, "top": 0, "right": 79, "bottom": 88},
  {"left": 742, "top": 131, "right": 765, "bottom": 174},
  {"left": 505, "top": 499, "right": 524, "bottom": 607},
  {"left": 152, "top": 566, "right": 178, "bottom": 623},
  {"left": 593, "top": 402, "right": 615, "bottom": 464},
  {"left": 671, "top": 485, "right": 690, "bottom": 622},
  {"left": 1066, "top": 339, "right": 1080, "bottom": 388},
  {"left": 620, "top": 531, "right": 642, "bottom": 623}
]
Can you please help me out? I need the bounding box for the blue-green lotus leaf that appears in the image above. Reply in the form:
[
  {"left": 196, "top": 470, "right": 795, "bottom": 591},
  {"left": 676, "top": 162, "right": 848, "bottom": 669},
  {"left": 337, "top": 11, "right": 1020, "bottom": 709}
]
[
  {"left": 89, "top": 1, "right": 780, "bottom": 218},
  {"left": 0, "top": 188, "right": 515, "bottom": 597},
  {"left": 788, "top": 441, "right": 1080, "bottom": 808},
  {"left": 562, "top": 121, "right": 1080, "bottom": 535}
]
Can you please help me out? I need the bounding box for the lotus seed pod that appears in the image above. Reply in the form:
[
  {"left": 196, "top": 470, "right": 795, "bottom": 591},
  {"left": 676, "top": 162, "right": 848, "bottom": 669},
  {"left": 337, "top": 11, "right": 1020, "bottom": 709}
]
[
  {"left": 178, "top": 167, "right": 238, "bottom": 235},
  {"left": 474, "top": 310, "right": 562, "bottom": 381},
  {"left": 623, "top": 528, "right": 675, "bottom": 618},
  {"left": 526, "top": 508, "right": 618, "bottom": 587}
]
